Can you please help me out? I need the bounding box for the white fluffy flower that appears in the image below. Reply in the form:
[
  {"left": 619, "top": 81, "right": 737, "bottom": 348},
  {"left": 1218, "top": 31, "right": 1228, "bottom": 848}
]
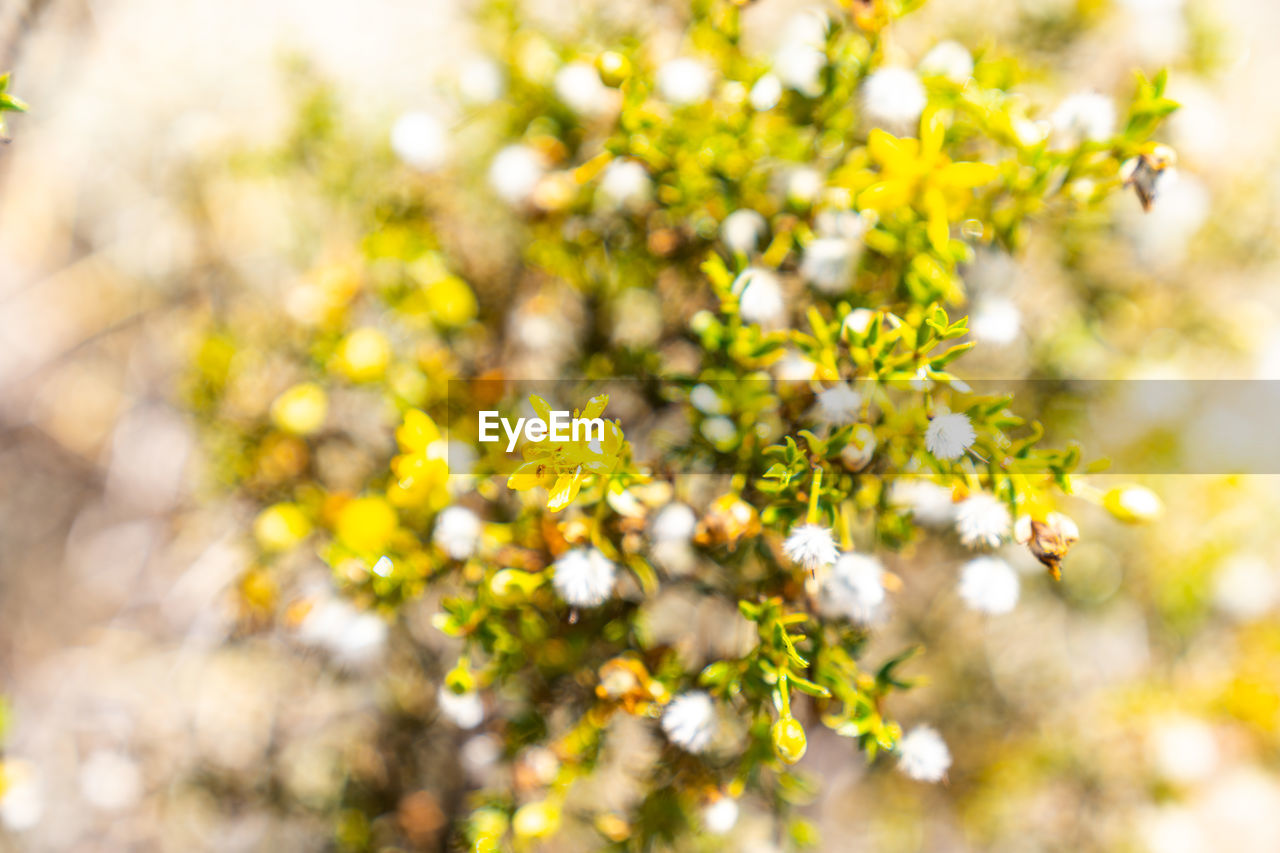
[
  {"left": 774, "top": 351, "right": 820, "bottom": 381},
  {"left": 897, "top": 725, "right": 951, "bottom": 782},
  {"left": 815, "top": 208, "right": 867, "bottom": 240},
  {"left": 890, "top": 479, "right": 955, "bottom": 526},
  {"left": 919, "top": 40, "right": 974, "bottom": 82},
  {"left": 79, "top": 750, "right": 142, "bottom": 813},
  {"left": 701, "top": 416, "right": 737, "bottom": 445},
  {"left": 599, "top": 158, "right": 650, "bottom": 208},
  {"left": 732, "top": 267, "right": 785, "bottom": 326},
  {"left": 958, "top": 556, "right": 1020, "bottom": 614},
  {"left": 437, "top": 685, "right": 484, "bottom": 729},
  {"left": 1149, "top": 717, "right": 1220, "bottom": 784},
  {"left": 297, "top": 595, "right": 389, "bottom": 668},
  {"left": 843, "top": 307, "right": 875, "bottom": 336},
  {"left": 390, "top": 111, "right": 449, "bottom": 171},
  {"left": 554, "top": 61, "right": 611, "bottom": 116},
  {"left": 1050, "top": 92, "right": 1116, "bottom": 147},
  {"left": 776, "top": 44, "right": 826, "bottom": 97},
  {"left": 749, "top": 73, "right": 783, "bottom": 111},
  {"left": 459, "top": 56, "right": 505, "bottom": 105},
  {"left": 657, "top": 58, "right": 713, "bottom": 105},
  {"left": 954, "top": 493, "right": 1011, "bottom": 548},
  {"left": 801, "top": 236, "right": 858, "bottom": 293},
  {"left": 434, "top": 506, "right": 482, "bottom": 559},
  {"left": 782, "top": 8, "right": 829, "bottom": 49},
  {"left": 488, "top": 144, "right": 545, "bottom": 206},
  {"left": 552, "top": 547, "right": 617, "bottom": 607},
  {"left": 651, "top": 502, "right": 698, "bottom": 543},
  {"left": 0, "top": 761, "right": 43, "bottom": 831},
  {"left": 971, "top": 296, "right": 1022, "bottom": 345},
  {"left": 690, "top": 383, "right": 725, "bottom": 414},
  {"left": 819, "top": 552, "right": 886, "bottom": 623},
  {"left": 703, "top": 796, "right": 739, "bottom": 834},
  {"left": 783, "top": 523, "right": 839, "bottom": 573},
  {"left": 1014, "top": 117, "right": 1050, "bottom": 147},
  {"left": 814, "top": 384, "right": 862, "bottom": 425},
  {"left": 787, "top": 167, "right": 823, "bottom": 205},
  {"left": 861, "top": 67, "right": 927, "bottom": 133},
  {"left": 661, "top": 691, "right": 717, "bottom": 752},
  {"left": 1213, "top": 556, "right": 1280, "bottom": 621},
  {"left": 925, "top": 412, "right": 975, "bottom": 460},
  {"left": 461, "top": 734, "right": 502, "bottom": 781},
  {"left": 336, "top": 611, "right": 388, "bottom": 667},
  {"left": 721, "top": 209, "right": 768, "bottom": 254},
  {"left": 1123, "top": 173, "right": 1209, "bottom": 269}
]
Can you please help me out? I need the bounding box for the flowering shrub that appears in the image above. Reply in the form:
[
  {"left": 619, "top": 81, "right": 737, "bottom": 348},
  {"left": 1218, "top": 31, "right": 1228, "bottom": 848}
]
[{"left": 184, "top": 1, "right": 1178, "bottom": 848}]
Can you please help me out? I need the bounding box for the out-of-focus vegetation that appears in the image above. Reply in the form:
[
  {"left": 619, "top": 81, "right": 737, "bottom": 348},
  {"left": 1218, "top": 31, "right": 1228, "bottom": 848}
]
[{"left": 5, "top": 0, "right": 1280, "bottom": 851}]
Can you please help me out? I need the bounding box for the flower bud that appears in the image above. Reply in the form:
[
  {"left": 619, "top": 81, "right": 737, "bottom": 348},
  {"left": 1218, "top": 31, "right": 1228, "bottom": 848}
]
[
  {"left": 270, "top": 382, "right": 328, "bottom": 436},
  {"left": 596, "top": 51, "right": 631, "bottom": 87},
  {"left": 489, "top": 568, "right": 543, "bottom": 603},
  {"left": 1102, "top": 485, "right": 1162, "bottom": 523},
  {"left": 444, "top": 661, "right": 476, "bottom": 694},
  {"left": 513, "top": 800, "right": 561, "bottom": 839},
  {"left": 840, "top": 424, "right": 877, "bottom": 471},
  {"left": 334, "top": 327, "right": 391, "bottom": 381},
  {"left": 253, "top": 503, "right": 311, "bottom": 552},
  {"left": 771, "top": 714, "right": 807, "bottom": 764}
]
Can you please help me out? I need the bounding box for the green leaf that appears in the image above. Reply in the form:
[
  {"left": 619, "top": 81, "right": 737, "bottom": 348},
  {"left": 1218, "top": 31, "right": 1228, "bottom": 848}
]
[
  {"left": 788, "top": 672, "right": 831, "bottom": 698},
  {"left": 797, "top": 430, "right": 828, "bottom": 457},
  {"left": 776, "top": 622, "right": 809, "bottom": 668},
  {"left": 875, "top": 645, "right": 922, "bottom": 691},
  {"left": 929, "top": 341, "right": 975, "bottom": 369}
]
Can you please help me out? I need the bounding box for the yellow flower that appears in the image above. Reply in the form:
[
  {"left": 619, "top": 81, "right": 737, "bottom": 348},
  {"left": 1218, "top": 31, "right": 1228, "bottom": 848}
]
[
  {"left": 388, "top": 410, "right": 450, "bottom": 511},
  {"left": 424, "top": 274, "right": 477, "bottom": 328},
  {"left": 506, "top": 394, "right": 627, "bottom": 512},
  {"left": 335, "top": 496, "right": 398, "bottom": 554},
  {"left": 858, "top": 110, "right": 998, "bottom": 252},
  {"left": 512, "top": 799, "right": 561, "bottom": 839},
  {"left": 333, "top": 327, "right": 392, "bottom": 381},
  {"left": 254, "top": 502, "right": 312, "bottom": 552},
  {"left": 270, "top": 382, "right": 328, "bottom": 436}
]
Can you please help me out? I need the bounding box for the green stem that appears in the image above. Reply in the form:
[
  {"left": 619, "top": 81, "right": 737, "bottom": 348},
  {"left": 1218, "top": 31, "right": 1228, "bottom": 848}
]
[
  {"left": 837, "top": 500, "right": 854, "bottom": 551},
  {"left": 806, "top": 466, "right": 823, "bottom": 525}
]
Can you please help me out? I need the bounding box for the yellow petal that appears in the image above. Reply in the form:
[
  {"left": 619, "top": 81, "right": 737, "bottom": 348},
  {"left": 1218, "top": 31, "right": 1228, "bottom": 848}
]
[
  {"left": 921, "top": 108, "right": 945, "bottom": 159},
  {"left": 923, "top": 188, "right": 950, "bottom": 252},
  {"left": 938, "top": 161, "right": 998, "bottom": 188},
  {"left": 546, "top": 469, "right": 584, "bottom": 512},
  {"left": 580, "top": 393, "right": 609, "bottom": 421},
  {"left": 867, "top": 128, "right": 917, "bottom": 172},
  {"left": 396, "top": 409, "right": 439, "bottom": 451},
  {"left": 507, "top": 461, "right": 545, "bottom": 491},
  {"left": 602, "top": 420, "right": 624, "bottom": 456},
  {"left": 859, "top": 180, "right": 912, "bottom": 213},
  {"left": 529, "top": 395, "right": 553, "bottom": 425}
]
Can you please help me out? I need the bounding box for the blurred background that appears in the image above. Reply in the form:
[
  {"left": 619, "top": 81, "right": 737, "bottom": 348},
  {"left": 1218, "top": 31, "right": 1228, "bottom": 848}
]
[{"left": 4, "top": 0, "right": 1280, "bottom": 850}]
